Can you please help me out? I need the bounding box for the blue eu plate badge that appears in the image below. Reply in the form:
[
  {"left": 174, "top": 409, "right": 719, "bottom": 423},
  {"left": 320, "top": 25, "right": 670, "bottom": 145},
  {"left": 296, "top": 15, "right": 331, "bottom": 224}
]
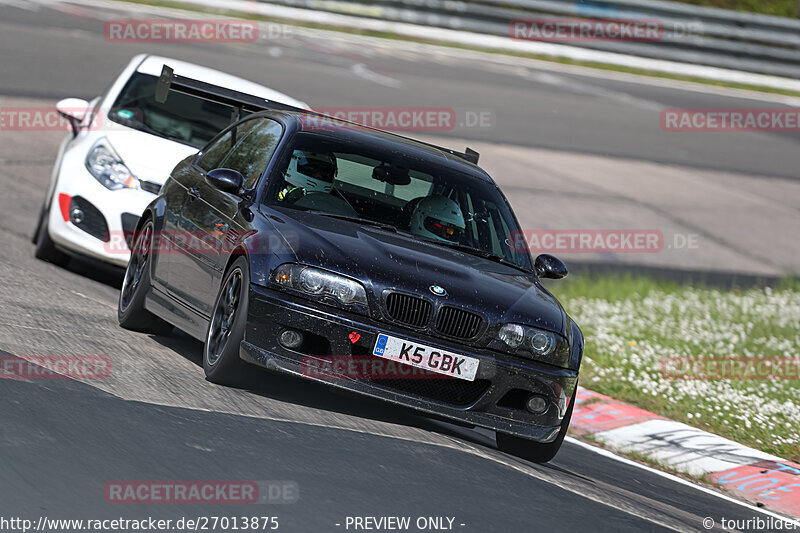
[{"left": 373, "top": 334, "right": 388, "bottom": 356}]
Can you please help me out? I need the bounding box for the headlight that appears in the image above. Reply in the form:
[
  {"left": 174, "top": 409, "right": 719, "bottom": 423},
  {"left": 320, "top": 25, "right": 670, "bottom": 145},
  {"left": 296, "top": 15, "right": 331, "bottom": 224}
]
[
  {"left": 85, "top": 138, "right": 139, "bottom": 190},
  {"left": 498, "top": 323, "right": 524, "bottom": 348},
  {"left": 497, "top": 323, "right": 569, "bottom": 367},
  {"left": 272, "top": 264, "right": 368, "bottom": 312}
]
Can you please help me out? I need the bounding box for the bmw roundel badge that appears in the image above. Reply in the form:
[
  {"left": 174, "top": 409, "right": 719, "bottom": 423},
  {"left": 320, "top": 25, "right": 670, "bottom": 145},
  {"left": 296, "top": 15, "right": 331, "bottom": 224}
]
[{"left": 429, "top": 285, "right": 447, "bottom": 296}]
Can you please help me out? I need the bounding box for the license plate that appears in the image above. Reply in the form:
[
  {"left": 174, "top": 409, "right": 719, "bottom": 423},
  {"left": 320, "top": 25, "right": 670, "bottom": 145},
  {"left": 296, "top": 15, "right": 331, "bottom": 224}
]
[{"left": 372, "top": 334, "right": 480, "bottom": 381}]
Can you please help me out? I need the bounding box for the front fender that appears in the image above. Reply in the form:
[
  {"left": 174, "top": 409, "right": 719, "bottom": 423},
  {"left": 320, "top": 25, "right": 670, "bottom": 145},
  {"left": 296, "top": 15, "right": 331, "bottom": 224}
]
[
  {"left": 134, "top": 196, "right": 168, "bottom": 281},
  {"left": 243, "top": 211, "right": 299, "bottom": 287},
  {"left": 568, "top": 319, "right": 584, "bottom": 371},
  {"left": 145, "top": 196, "right": 168, "bottom": 232},
  {"left": 244, "top": 233, "right": 297, "bottom": 287}
]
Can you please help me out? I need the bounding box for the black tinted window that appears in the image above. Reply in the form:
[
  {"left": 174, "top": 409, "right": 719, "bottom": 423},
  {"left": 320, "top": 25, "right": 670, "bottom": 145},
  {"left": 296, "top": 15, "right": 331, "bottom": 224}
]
[
  {"left": 109, "top": 73, "right": 249, "bottom": 148},
  {"left": 196, "top": 129, "right": 234, "bottom": 172},
  {"left": 196, "top": 118, "right": 261, "bottom": 172},
  {"left": 220, "top": 119, "right": 283, "bottom": 188}
]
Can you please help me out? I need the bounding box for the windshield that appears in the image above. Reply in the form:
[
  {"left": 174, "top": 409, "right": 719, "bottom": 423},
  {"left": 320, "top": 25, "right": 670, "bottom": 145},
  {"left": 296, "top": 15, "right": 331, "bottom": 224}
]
[
  {"left": 109, "top": 73, "right": 245, "bottom": 148},
  {"left": 266, "top": 132, "right": 532, "bottom": 270}
]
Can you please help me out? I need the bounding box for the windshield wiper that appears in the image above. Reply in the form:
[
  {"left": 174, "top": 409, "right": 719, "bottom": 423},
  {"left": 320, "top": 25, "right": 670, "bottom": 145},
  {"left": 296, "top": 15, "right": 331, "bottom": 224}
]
[
  {"left": 311, "top": 212, "right": 398, "bottom": 233},
  {"left": 434, "top": 241, "right": 530, "bottom": 272}
]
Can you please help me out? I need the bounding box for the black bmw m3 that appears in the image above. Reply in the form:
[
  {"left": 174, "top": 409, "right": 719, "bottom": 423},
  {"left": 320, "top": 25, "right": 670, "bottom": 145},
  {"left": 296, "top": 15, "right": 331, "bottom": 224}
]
[{"left": 118, "top": 71, "right": 583, "bottom": 463}]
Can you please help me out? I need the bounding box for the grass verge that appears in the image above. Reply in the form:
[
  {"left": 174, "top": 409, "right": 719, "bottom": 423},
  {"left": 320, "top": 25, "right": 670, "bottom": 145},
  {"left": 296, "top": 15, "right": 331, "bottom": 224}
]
[
  {"left": 676, "top": 0, "right": 797, "bottom": 17},
  {"left": 549, "top": 275, "right": 800, "bottom": 463}
]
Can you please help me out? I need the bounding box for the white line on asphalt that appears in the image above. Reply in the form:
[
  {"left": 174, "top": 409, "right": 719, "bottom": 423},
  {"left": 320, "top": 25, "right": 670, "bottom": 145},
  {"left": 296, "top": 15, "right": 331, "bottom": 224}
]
[
  {"left": 0, "top": 0, "right": 41, "bottom": 10},
  {"left": 521, "top": 70, "right": 664, "bottom": 111},
  {"left": 565, "top": 436, "right": 800, "bottom": 527},
  {"left": 350, "top": 63, "right": 403, "bottom": 89},
  {"left": 70, "top": 290, "right": 116, "bottom": 309}
]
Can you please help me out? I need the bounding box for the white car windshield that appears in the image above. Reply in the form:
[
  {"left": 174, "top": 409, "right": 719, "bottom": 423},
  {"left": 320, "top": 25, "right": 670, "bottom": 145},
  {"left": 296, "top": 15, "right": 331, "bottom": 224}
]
[{"left": 109, "top": 73, "right": 245, "bottom": 148}]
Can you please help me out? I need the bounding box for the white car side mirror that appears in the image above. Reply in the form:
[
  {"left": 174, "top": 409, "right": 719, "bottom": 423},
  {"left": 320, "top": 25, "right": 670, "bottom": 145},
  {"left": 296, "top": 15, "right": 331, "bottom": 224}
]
[{"left": 56, "top": 98, "right": 91, "bottom": 135}]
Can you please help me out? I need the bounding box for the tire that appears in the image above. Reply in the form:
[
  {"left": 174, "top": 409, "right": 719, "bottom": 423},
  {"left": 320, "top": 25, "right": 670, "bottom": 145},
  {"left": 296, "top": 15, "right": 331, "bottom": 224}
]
[
  {"left": 118, "top": 219, "right": 172, "bottom": 335},
  {"left": 32, "top": 204, "right": 45, "bottom": 244},
  {"left": 34, "top": 205, "right": 69, "bottom": 267},
  {"left": 496, "top": 385, "right": 578, "bottom": 464},
  {"left": 203, "top": 256, "right": 250, "bottom": 385}
]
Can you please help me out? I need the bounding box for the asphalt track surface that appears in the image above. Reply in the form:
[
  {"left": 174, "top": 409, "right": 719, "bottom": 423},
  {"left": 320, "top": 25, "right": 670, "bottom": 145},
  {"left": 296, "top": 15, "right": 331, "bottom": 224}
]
[{"left": 0, "top": 1, "right": 797, "bottom": 532}]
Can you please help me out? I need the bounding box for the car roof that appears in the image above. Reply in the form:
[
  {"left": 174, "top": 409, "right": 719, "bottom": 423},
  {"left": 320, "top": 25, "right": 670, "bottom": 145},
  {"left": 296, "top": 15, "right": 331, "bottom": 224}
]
[
  {"left": 259, "top": 110, "right": 494, "bottom": 183},
  {"left": 134, "top": 55, "right": 308, "bottom": 109}
]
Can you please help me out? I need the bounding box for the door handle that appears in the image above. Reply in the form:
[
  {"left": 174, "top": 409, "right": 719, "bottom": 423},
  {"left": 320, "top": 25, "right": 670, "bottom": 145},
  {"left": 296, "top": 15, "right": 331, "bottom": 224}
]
[{"left": 188, "top": 187, "right": 201, "bottom": 200}]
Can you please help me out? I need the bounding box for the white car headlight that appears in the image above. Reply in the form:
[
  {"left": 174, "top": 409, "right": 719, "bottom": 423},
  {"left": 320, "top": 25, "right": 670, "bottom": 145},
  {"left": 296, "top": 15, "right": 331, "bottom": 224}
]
[
  {"left": 272, "top": 264, "right": 368, "bottom": 311},
  {"left": 85, "top": 138, "right": 139, "bottom": 190}
]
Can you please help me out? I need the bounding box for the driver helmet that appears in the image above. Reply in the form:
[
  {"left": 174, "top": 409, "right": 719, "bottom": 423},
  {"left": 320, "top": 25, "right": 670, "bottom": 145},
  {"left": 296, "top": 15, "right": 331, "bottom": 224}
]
[
  {"left": 409, "top": 196, "right": 466, "bottom": 243},
  {"left": 284, "top": 150, "right": 337, "bottom": 194}
]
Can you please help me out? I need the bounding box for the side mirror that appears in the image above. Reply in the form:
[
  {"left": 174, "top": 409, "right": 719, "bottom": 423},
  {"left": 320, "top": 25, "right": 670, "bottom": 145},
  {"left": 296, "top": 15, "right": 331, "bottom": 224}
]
[
  {"left": 206, "top": 168, "right": 244, "bottom": 195},
  {"left": 534, "top": 254, "right": 568, "bottom": 279},
  {"left": 56, "top": 98, "right": 90, "bottom": 135}
]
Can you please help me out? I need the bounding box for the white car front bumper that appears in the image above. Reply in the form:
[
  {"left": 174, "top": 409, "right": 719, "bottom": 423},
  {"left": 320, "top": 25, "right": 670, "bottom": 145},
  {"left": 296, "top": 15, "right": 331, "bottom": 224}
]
[{"left": 47, "top": 151, "right": 160, "bottom": 268}]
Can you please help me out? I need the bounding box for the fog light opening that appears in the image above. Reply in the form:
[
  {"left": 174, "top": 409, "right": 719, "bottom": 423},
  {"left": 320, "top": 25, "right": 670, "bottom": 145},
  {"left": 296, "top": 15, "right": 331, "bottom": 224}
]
[
  {"left": 70, "top": 207, "right": 85, "bottom": 225},
  {"left": 526, "top": 395, "right": 548, "bottom": 414},
  {"left": 279, "top": 329, "right": 304, "bottom": 349}
]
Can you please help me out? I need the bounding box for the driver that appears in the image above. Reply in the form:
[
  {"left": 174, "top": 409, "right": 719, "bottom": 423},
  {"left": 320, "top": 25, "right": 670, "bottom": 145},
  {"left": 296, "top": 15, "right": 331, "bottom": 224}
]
[
  {"left": 409, "top": 196, "right": 466, "bottom": 243},
  {"left": 278, "top": 150, "right": 338, "bottom": 203}
]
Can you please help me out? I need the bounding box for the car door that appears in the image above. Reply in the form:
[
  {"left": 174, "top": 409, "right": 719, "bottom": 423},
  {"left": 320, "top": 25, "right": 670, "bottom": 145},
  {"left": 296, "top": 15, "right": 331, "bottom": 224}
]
[
  {"left": 160, "top": 122, "right": 239, "bottom": 308},
  {"left": 150, "top": 154, "right": 196, "bottom": 290},
  {"left": 168, "top": 117, "right": 284, "bottom": 316}
]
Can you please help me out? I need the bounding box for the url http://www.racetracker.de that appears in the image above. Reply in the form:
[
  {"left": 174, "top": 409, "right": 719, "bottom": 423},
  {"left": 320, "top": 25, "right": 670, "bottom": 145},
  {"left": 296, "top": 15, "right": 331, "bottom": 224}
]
[{"left": 0, "top": 516, "right": 281, "bottom": 532}]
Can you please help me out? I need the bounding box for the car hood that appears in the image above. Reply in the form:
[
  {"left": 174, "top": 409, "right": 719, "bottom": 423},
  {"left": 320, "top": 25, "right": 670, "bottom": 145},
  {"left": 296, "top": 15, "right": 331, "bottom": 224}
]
[
  {"left": 269, "top": 209, "right": 565, "bottom": 334},
  {"left": 104, "top": 128, "right": 197, "bottom": 185}
]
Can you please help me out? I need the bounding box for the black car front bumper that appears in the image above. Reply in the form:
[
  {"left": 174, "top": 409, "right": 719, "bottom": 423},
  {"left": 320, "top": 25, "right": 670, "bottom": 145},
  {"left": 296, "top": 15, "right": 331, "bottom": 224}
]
[{"left": 241, "top": 284, "right": 579, "bottom": 442}]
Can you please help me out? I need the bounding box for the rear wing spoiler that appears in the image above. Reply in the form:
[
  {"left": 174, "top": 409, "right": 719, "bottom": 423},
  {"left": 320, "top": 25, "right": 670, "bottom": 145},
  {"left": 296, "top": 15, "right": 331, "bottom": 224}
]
[
  {"left": 155, "top": 65, "right": 305, "bottom": 123},
  {"left": 155, "top": 65, "right": 479, "bottom": 164}
]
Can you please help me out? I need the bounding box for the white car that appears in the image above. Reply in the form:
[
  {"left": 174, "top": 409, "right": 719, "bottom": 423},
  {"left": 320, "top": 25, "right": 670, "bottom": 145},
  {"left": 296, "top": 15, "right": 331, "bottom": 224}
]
[{"left": 33, "top": 54, "right": 307, "bottom": 268}]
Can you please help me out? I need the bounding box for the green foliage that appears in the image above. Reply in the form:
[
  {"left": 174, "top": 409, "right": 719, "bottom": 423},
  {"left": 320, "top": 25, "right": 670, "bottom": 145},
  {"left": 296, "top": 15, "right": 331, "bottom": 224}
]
[
  {"left": 675, "top": 0, "right": 798, "bottom": 17},
  {"left": 550, "top": 276, "right": 800, "bottom": 462}
]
